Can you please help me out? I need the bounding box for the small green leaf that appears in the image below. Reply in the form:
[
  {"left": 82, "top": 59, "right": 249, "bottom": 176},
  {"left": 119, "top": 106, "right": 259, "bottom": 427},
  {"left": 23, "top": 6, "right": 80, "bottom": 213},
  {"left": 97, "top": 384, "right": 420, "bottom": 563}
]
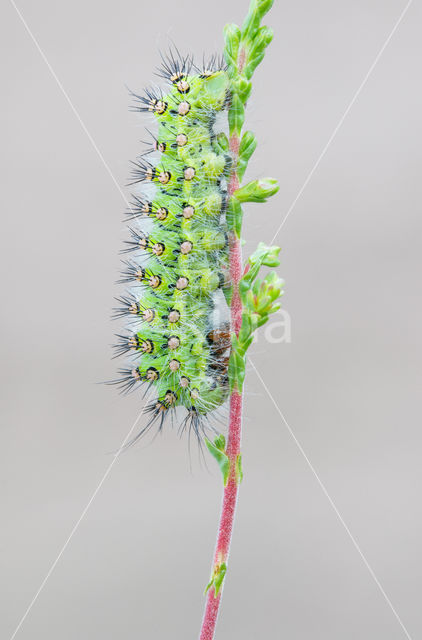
[
  {"left": 233, "top": 178, "right": 279, "bottom": 203},
  {"left": 205, "top": 563, "right": 228, "bottom": 597},
  {"left": 205, "top": 438, "right": 230, "bottom": 485},
  {"left": 239, "top": 130, "right": 257, "bottom": 159},
  {"left": 242, "top": 26, "right": 274, "bottom": 79},
  {"left": 239, "top": 278, "right": 250, "bottom": 302},
  {"left": 256, "top": 314, "right": 269, "bottom": 328},
  {"left": 228, "top": 94, "right": 245, "bottom": 136},
  {"left": 268, "top": 302, "right": 281, "bottom": 315},
  {"left": 263, "top": 272, "right": 285, "bottom": 299},
  {"left": 243, "top": 334, "right": 254, "bottom": 352},
  {"left": 249, "top": 25, "right": 274, "bottom": 56},
  {"left": 240, "top": 0, "right": 274, "bottom": 45},
  {"left": 238, "top": 312, "right": 252, "bottom": 344},
  {"left": 228, "top": 347, "right": 246, "bottom": 392},
  {"left": 226, "top": 196, "right": 243, "bottom": 237},
  {"left": 255, "top": 0, "right": 275, "bottom": 19},
  {"left": 231, "top": 77, "right": 252, "bottom": 103},
  {"left": 224, "top": 52, "right": 237, "bottom": 73},
  {"left": 214, "top": 131, "right": 230, "bottom": 153},
  {"left": 247, "top": 242, "right": 281, "bottom": 271},
  {"left": 223, "top": 23, "right": 241, "bottom": 61},
  {"left": 244, "top": 53, "right": 265, "bottom": 80},
  {"left": 214, "top": 434, "right": 226, "bottom": 451},
  {"left": 214, "top": 563, "right": 227, "bottom": 597},
  {"left": 251, "top": 278, "right": 261, "bottom": 297},
  {"left": 244, "top": 289, "right": 256, "bottom": 311},
  {"left": 204, "top": 576, "right": 214, "bottom": 595},
  {"left": 256, "top": 25, "right": 274, "bottom": 46},
  {"left": 238, "top": 131, "right": 257, "bottom": 180},
  {"left": 241, "top": 1, "right": 261, "bottom": 40}
]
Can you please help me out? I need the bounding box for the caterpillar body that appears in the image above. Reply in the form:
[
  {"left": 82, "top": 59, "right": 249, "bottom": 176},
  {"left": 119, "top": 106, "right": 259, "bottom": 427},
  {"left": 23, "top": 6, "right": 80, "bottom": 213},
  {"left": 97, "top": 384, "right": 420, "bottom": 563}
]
[{"left": 113, "top": 55, "right": 233, "bottom": 435}]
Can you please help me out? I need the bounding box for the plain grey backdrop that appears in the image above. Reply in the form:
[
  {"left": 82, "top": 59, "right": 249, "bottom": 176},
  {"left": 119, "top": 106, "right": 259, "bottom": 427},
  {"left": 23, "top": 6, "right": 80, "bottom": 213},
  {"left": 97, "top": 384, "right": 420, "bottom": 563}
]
[{"left": 1, "top": 1, "right": 421, "bottom": 638}]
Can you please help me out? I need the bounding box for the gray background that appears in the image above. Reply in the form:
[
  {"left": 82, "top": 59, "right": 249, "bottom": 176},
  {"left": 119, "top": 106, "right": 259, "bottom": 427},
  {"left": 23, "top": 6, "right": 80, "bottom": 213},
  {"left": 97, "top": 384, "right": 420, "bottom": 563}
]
[{"left": 1, "top": 1, "right": 421, "bottom": 638}]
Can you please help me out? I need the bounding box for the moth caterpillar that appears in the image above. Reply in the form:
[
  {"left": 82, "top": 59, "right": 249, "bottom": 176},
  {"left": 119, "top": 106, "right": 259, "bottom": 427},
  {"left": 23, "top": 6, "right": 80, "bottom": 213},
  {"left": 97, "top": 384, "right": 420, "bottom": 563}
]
[
  {"left": 111, "top": 1, "right": 282, "bottom": 637},
  {"left": 112, "top": 54, "right": 233, "bottom": 434}
]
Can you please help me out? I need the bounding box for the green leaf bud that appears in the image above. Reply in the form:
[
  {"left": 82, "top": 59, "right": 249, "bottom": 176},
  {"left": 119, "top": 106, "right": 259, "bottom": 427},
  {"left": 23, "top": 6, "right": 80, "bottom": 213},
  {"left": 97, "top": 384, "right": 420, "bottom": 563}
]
[
  {"left": 255, "top": 0, "right": 275, "bottom": 18},
  {"left": 228, "top": 94, "right": 245, "bottom": 136},
  {"left": 224, "top": 23, "right": 242, "bottom": 61},
  {"left": 228, "top": 347, "right": 246, "bottom": 392},
  {"left": 226, "top": 196, "right": 243, "bottom": 237},
  {"left": 215, "top": 131, "right": 230, "bottom": 153},
  {"left": 237, "top": 130, "right": 257, "bottom": 180},
  {"left": 231, "top": 77, "right": 252, "bottom": 103},
  {"left": 205, "top": 438, "right": 230, "bottom": 485},
  {"left": 233, "top": 178, "right": 279, "bottom": 203},
  {"left": 213, "top": 434, "right": 226, "bottom": 451},
  {"left": 214, "top": 563, "right": 227, "bottom": 596}
]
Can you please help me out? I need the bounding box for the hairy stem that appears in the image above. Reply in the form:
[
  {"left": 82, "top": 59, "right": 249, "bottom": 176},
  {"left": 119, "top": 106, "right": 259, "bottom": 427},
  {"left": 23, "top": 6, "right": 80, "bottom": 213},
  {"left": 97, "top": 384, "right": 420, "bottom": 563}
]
[
  {"left": 199, "top": 119, "right": 244, "bottom": 640},
  {"left": 198, "top": 1, "right": 278, "bottom": 635},
  {"left": 199, "top": 391, "right": 242, "bottom": 640}
]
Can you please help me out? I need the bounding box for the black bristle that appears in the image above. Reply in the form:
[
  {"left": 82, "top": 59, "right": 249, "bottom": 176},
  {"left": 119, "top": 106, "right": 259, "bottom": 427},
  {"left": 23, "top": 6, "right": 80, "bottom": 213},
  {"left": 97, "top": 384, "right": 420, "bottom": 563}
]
[
  {"left": 112, "top": 294, "right": 138, "bottom": 320},
  {"left": 127, "top": 158, "right": 155, "bottom": 186},
  {"left": 105, "top": 367, "right": 142, "bottom": 394},
  {"left": 156, "top": 47, "right": 193, "bottom": 83},
  {"left": 120, "top": 227, "right": 149, "bottom": 254},
  {"left": 116, "top": 260, "right": 145, "bottom": 284}
]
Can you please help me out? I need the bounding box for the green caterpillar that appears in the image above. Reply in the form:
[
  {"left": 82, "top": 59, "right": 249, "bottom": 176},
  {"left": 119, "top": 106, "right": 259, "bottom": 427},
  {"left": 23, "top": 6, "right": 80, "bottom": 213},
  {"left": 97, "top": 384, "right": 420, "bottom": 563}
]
[{"left": 112, "top": 56, "right": 233, "bottom": 433}]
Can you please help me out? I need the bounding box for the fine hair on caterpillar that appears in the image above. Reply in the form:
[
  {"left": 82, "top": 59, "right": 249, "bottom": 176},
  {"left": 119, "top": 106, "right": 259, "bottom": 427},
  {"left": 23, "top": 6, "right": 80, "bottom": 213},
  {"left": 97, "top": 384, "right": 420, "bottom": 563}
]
[{"left": 111, "top": 47, "right": 233, "bottom": 444}]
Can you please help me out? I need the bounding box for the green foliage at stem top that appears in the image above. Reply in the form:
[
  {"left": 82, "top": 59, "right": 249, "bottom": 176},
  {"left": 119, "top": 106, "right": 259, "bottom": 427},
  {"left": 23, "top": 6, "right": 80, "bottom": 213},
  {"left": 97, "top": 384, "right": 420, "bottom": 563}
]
[
  {"left": 222, "top": 1, "right": 284, "bottom": 396},
  {"left": 223, "top": 0, "right": 279, "bottom": 237},
  {"left": 224, "top": 0, "right": 276, "bottom": 135}
]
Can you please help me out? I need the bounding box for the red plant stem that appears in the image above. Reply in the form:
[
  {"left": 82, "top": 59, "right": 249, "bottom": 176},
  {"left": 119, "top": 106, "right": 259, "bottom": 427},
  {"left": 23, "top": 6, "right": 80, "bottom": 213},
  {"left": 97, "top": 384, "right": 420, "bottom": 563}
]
[
  {"left": 199, "top": 127, "right": 244, "bottom": 639},
  {"left": 199, "top": 390, "right": 242, "bottom": 640}
]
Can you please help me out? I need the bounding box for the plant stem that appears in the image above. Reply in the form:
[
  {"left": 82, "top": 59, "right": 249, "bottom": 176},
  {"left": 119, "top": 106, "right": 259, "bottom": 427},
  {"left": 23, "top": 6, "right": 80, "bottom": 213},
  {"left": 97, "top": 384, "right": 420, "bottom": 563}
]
[
  {"left": 199, "top": 0, "right": 278, "bottom": 632},
  {"left": 199, "top": 127, "right": 244, "bottom": 640}
]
